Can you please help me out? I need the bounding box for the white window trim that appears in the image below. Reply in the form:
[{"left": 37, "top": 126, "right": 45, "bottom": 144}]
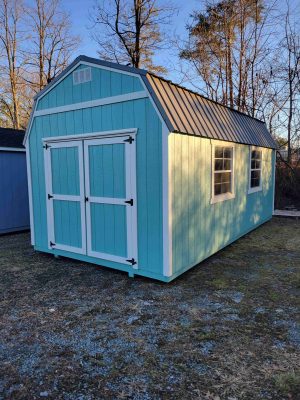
[
  {"left": 248, "top": 146, "right": 263, "bottom": 194},
  {"left": 211, "top": 141, "right": 235, "bottom": 204}
]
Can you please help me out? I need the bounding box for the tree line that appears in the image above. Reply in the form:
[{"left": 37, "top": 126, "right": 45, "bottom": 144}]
[{"left": 0, "top": 0, "right": 299, "bottom": 165}]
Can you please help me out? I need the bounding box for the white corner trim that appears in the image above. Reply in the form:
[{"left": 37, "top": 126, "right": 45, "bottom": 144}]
[
  {"left": 34, "top": 91, "right": 148, "bottom": 117},
  {"left": 25, "top": 143, "right": 35, "bottom": 245},
  {"left": 162, "top": 125, "right": 172, "bottom": 277},
  {"left": 210, "top": 140, "right": 235, "bottom": 205},
  {"left": 43, "top": 128, "right": 137, "bottom": 144},
  {"left": 0, "top": 147, "right": 26, "bottom": 152}
]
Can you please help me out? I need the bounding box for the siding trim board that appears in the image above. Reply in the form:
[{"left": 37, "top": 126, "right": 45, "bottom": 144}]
[
  {"left": 0, "top": 147, "right": 25, "bottom": 152},
  {"left": 34, "top": 91, "right": 148, "bottom": 117}
]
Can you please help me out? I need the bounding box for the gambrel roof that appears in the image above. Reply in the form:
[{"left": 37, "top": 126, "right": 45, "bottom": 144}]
[{"left": 28, "top": 55, "right": 277, "bottom": 149}]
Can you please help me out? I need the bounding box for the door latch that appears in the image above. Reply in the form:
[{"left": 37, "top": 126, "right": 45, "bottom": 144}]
[
  {"left": 126, "top": 258, "right": 137, "bottom": 266},
  {"left": 125, "top": 199, "right": 133, "bottom": 206},
  {"left": 124, "top": 136, "right": 134, "bottom": 144}
]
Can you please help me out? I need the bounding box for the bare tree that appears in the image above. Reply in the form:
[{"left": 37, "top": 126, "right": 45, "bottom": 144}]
[
  {"left": 25, "top": 0, "right": 80, "bottom": 93},
  {"left": 0, "top": 0, "right": 24, "bottom": 129},
  {"left": 90, "top": 0, "right": 174, "bottom": 73},
  {"left": 282, "top": 5, "right": 300, "bottom": 163}
]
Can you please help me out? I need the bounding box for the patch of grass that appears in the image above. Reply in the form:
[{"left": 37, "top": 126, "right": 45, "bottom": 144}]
[
  {"left": 210, "top": 277, "right": 229, "bottom": 289},
  {"left": 196, "top": 331, "right": 217, "bottom": 341},
  {"left": 268, "top": 289, "right": 281, "bottom": 302},
  {"left": 275, "top": 371, "right": 300, "bottom": 398}
]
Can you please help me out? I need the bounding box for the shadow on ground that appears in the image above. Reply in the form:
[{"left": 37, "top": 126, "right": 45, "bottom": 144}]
[{"left": 0, "top": 218, "right": 299, "bottom": 400}]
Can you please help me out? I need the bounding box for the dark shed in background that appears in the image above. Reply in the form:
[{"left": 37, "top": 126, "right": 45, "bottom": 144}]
[{"left": 0, "top": 127, "right": 30, "bottom": 234}]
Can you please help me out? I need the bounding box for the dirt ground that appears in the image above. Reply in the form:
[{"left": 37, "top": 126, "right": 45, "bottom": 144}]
[{"left": 0, "top": 218, "right": 299, "bottom": 400}]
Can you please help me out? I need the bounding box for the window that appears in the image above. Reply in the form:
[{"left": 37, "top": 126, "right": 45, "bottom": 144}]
[
  {"left": 249, "top": 148, "right": 262, "bottom": 192},
  {"left": 212, "top": 145, "right": 235, "bottom": 203},
  {"left": 73, "top": 67, "right": 92, "bottom": 85}
]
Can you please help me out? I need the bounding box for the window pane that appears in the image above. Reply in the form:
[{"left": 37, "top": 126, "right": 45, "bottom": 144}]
[
  {"left": 223, "top": 159, "right": 231, "bottom": 170},
  {"left": 252, "top": 150, "right": 261, "bottom": 160},
  {"left": 214, "top": 172, "right": 231, "bottom": 195},
  {"left": 224, "top": 147, "right": 232, "bottom": 159},
  {"left": 251, "top": 170, "right": 260, "bottom": 187},
  {"left": 221, "top": 181, "right": 231, "bottom": 194},
  {"left": 215, "top": 159, "right": 223, "bottom": 171},
  {"left": 214, "top": 183, "right": 222, "bottom": 195},
  {"left": 215, "top": 147, "right": 223, "bottom": 158},
  {"left": 214, "top": 172, "right": 222, "bottom": 184},
  {"left": 221, "top": 172, "right": 231, "bottom": 183}
]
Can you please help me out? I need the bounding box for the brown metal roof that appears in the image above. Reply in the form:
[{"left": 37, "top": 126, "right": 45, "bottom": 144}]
[{"left": 145, "top": 73, "right": 277, "bottom": 149}]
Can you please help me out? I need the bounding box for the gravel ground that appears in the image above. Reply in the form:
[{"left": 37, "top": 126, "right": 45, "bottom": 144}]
[{"left": 0, "top": 218, "right": 299, "bottom": 400}]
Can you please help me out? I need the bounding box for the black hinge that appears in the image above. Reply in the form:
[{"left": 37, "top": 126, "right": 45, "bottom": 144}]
[
  {"left": 126, "top": 258, "right": 137, "bottom": 266},
  {"left": 48, "top": 194, "right": 53, "bottom": 200},
  {"left": 124, "top": 198, "right": 133, "bottom": 206},
  {"left": 85, "top": 196, "right": 89, "bottom": 202},
  {"left": 50, "top": 241, "right": 56, "bottom": 247},
  {"left": 124, "top": 136, "right": 134, "bottom": 144},
  {"left": 43, "top": 143, "right": 51, "bottom": 150}
]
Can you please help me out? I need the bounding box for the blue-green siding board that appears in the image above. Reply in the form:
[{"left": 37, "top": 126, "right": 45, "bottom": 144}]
[
  {"left": 170, "top": 133, "right": 274, "bottom": 275},
  {"left": 36, "top": 65, "right": 144, "bottom": 111},
  {"left": 29, "top": 65, "right": 164, "bottom": 278}
]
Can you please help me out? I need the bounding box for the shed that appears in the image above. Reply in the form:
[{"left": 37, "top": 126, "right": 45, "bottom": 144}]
[
  {"left": 24, "top": 55, "right": 277, "bottom": 282},
  {"left": 0, "top": 127, "right": 30, "bottom": 234}
]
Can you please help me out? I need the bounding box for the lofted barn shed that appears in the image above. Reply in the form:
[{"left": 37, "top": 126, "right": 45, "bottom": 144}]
[
  {"left": 0, "top": 127, "right": 30, "bottom": 234},
  {"left": 24, "top": 55, "right": 276, "bottom": 282}
]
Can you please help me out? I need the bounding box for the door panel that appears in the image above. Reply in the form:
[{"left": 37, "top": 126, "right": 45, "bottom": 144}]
[
  {"left": 84, "top": 136, "right": 137, "bottom": 266},
  {"left": 44, "top": 140, "right": 86, "bottom": 254},
  {"left": 90, "top": 203, "right": 127, "bottom": 257},
  {"left": 88, "top": 143, "right": 126, "bottom": 198},
  {"left": 53, "top": 200, "right": 82, "bottom": 248},
  {"left": 51, "top": 146, "right": 80, "bottom": 195}
]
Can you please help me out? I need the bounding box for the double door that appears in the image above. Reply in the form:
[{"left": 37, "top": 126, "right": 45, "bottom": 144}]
[{"left": 44, "top": 135, "right": 137, "bottom": 267}]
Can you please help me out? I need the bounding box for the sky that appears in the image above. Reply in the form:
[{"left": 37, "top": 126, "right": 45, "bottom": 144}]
[
  {"left": 61, "top": 0, "right": 199, "bottom": 83},
  {"left": 59, "top": 0, "right": 299, "bottom": 87}
]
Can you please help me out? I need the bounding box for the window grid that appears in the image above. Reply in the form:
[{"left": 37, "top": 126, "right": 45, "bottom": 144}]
[
  {"left": 250, "top": 149, "right": 262, "bottom": 189},
  {"left": 214, "top": 146, "right": 233, "bottom": 196}
]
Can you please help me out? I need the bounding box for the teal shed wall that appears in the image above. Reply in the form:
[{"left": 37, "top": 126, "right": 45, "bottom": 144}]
[
  {"left": 28, "top": 65, "right": 164, "bottom": 280},
  {"left": 27, "top": 61, "right": 275, "bottom": 282},
  {"left": 168, "top": 133, "right": 275, "bottom": 277}
]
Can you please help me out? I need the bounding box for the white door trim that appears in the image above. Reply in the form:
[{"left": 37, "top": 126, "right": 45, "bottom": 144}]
[
  {"left": 44, "top": 140, "right": 86, "bottom": 255},
  {"left": 43, "top": 128, "right": 138, "bottom": 144},
  {"left": 84, "top": 135, "right": 138, "bottom": 268}
]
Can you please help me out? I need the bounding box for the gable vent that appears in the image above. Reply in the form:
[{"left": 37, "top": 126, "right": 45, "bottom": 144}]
[{"left": 73, "top": 67, "right": 92, "bottom": 85}]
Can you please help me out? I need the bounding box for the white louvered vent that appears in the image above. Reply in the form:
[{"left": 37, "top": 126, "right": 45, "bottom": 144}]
[{"left": 73, "top": 67, "right": 92, "bottom": 85}]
